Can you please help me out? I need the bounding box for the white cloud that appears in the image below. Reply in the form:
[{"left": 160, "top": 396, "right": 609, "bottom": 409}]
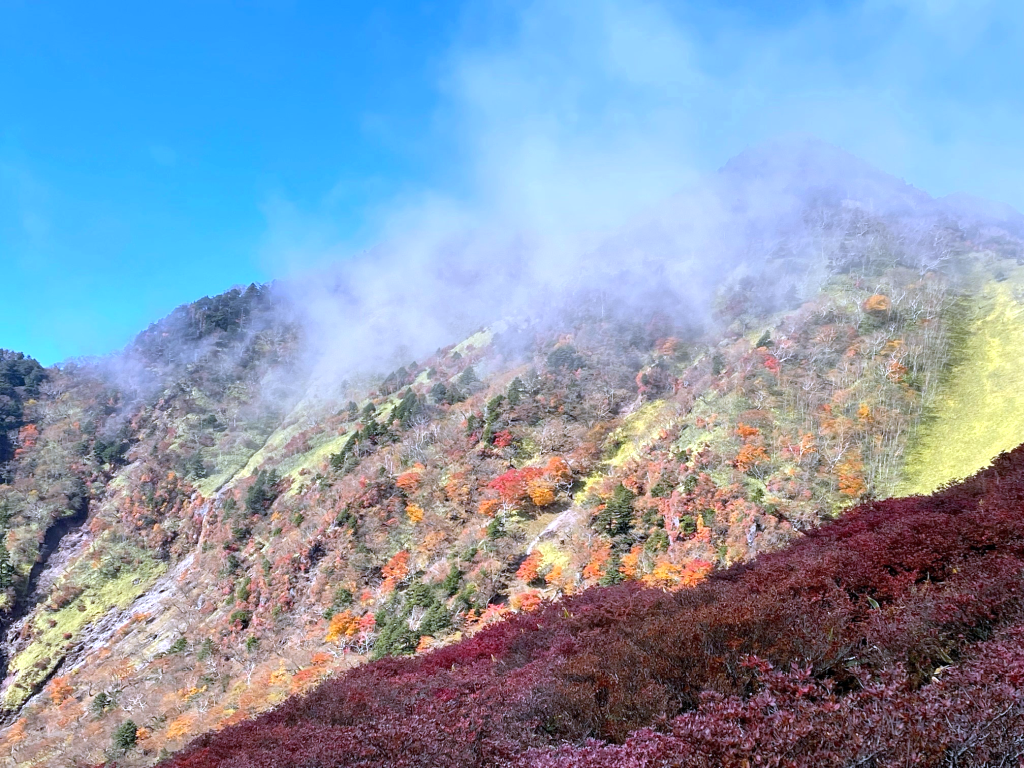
[{"left": 258, "top": 0, "right": 1024, "bottom": 386}]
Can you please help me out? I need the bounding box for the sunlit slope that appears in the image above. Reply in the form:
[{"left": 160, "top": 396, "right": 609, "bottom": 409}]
[{"left": 899, "top": 281, "right": 1024, "bottom": 495}]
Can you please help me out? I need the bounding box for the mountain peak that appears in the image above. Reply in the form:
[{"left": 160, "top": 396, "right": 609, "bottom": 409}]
[{"left": 719, "top": 136, "right": 932, "bottom": 215}]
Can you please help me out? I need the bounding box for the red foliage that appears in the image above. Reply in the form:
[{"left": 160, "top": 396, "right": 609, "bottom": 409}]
[
  {"left": 492, "top": 430, "right": 515, "bottom": 448},
  {"left": 154, "top": 445, "right": 1024, "bottom": 768},
  {"left": 489, "top": 467, "right": 545, "bottom": 504}
]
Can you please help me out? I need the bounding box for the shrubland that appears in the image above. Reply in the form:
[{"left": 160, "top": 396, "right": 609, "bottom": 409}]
[
  {"left": 2, "top": 146, "right": 1024, "bottom": 764},
  {"left": 157, "top": 443, "right": 1024, "bottom": 767}
]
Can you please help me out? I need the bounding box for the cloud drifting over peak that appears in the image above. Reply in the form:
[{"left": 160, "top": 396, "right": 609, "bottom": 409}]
[{"left": 262, "top": 0, "right": 1024, "bottom": 385}]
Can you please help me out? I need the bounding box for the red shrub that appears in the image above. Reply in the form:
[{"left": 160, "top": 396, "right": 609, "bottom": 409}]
[{"left": 155, "top": 446, "right": 1024, "bottom": 768}]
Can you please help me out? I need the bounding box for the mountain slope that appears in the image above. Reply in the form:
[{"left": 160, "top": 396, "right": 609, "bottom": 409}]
[
  {"left": 161, "top": 444, "right": 1024, "bottom": 767},
  {"left": 899, "top": 279, "right": 1024, "bottom": 495},
  {"left": 1, "top": 141, "right": 1024, "bottom": 765}
]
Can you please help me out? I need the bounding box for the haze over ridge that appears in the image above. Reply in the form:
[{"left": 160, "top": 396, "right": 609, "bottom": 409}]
[{"left": 2, "top": 0, "right": 1023, "bottom": 364}]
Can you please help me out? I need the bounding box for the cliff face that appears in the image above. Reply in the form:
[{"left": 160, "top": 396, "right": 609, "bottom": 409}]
[{"left": 2, "top": 146, "right": 1024, "bottom": 765}]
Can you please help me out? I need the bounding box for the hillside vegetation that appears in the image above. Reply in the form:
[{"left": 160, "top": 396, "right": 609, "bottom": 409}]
[
  {"left": 1, "top": 143, "right": 1024, "bottom": 765},
  {"left": 899, "top": 279, "right": 1024, "bottom": 495},
  {"left": 161, "top": 444, "right": 1024, "bottom": 767}
]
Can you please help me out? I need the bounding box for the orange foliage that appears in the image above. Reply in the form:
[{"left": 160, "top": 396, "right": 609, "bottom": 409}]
[
  {"left": 421, "top": 530, "right": 447, "bottom": 553},
  {"left": 516, "top": 552, "right": 543, "bottom": 583},
  {"left": 325, "top": 610, "right": 360, "bottom": 643},
  {"left": 511, "top": 590, "right": 543, "bottom": 612},
  {"left": 395, "top": 466, "right": 423, "bottom": 493},
  {"left": 679, "top": 558, "right": 714, "bottom": 588},
  {"left": 444, "top": 471, "right": 472, "bottom": 505},
  {"left": 4, "top": 718, "right": 27, "bottom": 748},
  {"left": 527, "top": 479, "right": 556, "bottom": 507},
  {"left": 415, "top": 635, "right": 434, "bottom": 653},
  {"left": 56, "top": 698, "right": 84, "bottom": 728},
  {"left": 886, "top": 359, "right": 908, "bottom": 382},
  {"left": 48, "top": 675, "right": 74, "bottom": 705},
  {"left": 582, "top": 544, "right": 611, "bottom": 581},
  {"left": 655, "top": 337, "right": 679, "bottom": 356},
  {"left": 544, "top": 563, "right": 564, "bottom": 586},
  {"left": 14, "top": 423, "right": 38, "bottom": 457},
  {"left": 863, "top": 294, "right": 892, "bottom": 313},
  {"left": 405, "top": 503, "right": 425, "bottom": 524},
  {"left": 111, "top": 658, "right": 135, "bottom": 682},
  {"left": 838, "top": 456, "right": 867, "bottom": 497},
  {"left": 736, "top": 423, "right": 760, "bottom": 440},
  {"left": 735, "top": 443, "right": 770, "bottom": 472},
  {"left": 381, "top": 550, "right": 410, "bottom": 593},
  {"left": 478, "top": 498, "right": 502, "bottom": 517},
  {"left": 545, "top": 456, "right": 572, "bottom": 482}
]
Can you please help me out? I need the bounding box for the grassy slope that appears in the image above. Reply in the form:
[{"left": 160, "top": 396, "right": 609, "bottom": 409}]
[
  {"left": 898, "top": 281, "right": 1024, "bottom": 495},
  {"left": 2, "top": 538, "right": 165, "bottom": 709}
]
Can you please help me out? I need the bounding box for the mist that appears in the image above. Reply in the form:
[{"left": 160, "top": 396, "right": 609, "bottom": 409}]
[
  {"left": 261, "top": 0, "right": 1023, "bottom": 391},
  {"left": 70, "top": 0, "right": 1023, "bottom": 404}
]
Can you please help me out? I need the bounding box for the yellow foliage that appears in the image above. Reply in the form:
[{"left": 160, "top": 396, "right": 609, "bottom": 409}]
[
  {"left": 527, "top": 479, "right": 556, "bottom": 507},
  {"left": 642, "top": 560, "right": 683, "bottom": 588},
  {"left": 899, "top": 284, "right": 1024, "bottom": 494},
  {"left": 405, "top": 503, "right": 424, "bottom": 524},
  {"left": 620, "top": 545, "right": 644, "bottom": 580},
  {"left": 863, "top": 294, "right": 892, "bottom": 313},
  {"left": 269, "top": 665, "right": 291, "bottom": 687},
  {"left": 325, "top": 610, "right": 360, "bottom": 643},
  {"left": 857, "top": 403, "right": 873, "bottom": 423},
  {"left": 166, "top": 713, "right": 196, "bottom": 741}
]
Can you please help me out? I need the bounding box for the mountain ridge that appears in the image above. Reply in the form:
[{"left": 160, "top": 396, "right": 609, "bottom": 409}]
[{"left": 1, "top": 140, "right": 1024, "bottom": 765}]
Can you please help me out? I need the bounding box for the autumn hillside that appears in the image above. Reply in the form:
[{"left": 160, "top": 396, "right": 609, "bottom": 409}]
[
  {"left": 163, "top": 445, "right": 1024, "bottom": 767},
  {"left": 2, "top": 141, "right": 1024, "bottom": 765}
]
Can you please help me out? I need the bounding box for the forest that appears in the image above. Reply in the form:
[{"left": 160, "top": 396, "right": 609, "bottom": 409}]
[
  {"left": 2, "top": 147, "right": 1024, "bottom": 766},
  {"left": 158, "top": 444, "right": 1024, "bottom": 767}
]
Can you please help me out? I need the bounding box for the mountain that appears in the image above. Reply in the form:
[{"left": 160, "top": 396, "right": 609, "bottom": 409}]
[
  {"left": 160, "top": 444, "right": 1024, "bottom": 767},
  {"left": 1, "top": 140, "right": 1024, "bottom": 766}
]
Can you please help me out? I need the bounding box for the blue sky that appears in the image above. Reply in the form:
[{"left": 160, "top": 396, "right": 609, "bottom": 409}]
[{"left": 2, "top": 0, "right": 1022, "bottom": 365}]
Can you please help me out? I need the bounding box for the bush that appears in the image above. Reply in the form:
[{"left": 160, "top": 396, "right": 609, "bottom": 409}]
[
  {"left": 112, "top": 720, "right": 137, "bottom": 754},
  {"left": 158, "top": 445, "right": 1024, "bottom": 768}
]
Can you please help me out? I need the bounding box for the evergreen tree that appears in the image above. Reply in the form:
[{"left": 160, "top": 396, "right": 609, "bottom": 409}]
[
  {"left": 0, "top": 539, "right": 13, "bottom": 589},
  {"left": 245, "top": 469, "right": 280, "bottom": 516},
  {"left": 506, "top": 377, "right": 525, "bottom": 406},
  {"left": 596, "top": 484, "right": 636, "bottom": 539},
  {"left": 112, "top": 720, "right": 137, "bottom": 754}
]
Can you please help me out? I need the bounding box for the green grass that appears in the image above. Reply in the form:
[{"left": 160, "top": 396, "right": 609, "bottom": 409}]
[
  {"left": 3, "top": 540, "right": 165, "bottom": 710},
  {"left": 606, "top": 400, "right": 680, "bottom": 468},
  {"left": 898, "top": 282, "right": 1024, "bottom": 495}
]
